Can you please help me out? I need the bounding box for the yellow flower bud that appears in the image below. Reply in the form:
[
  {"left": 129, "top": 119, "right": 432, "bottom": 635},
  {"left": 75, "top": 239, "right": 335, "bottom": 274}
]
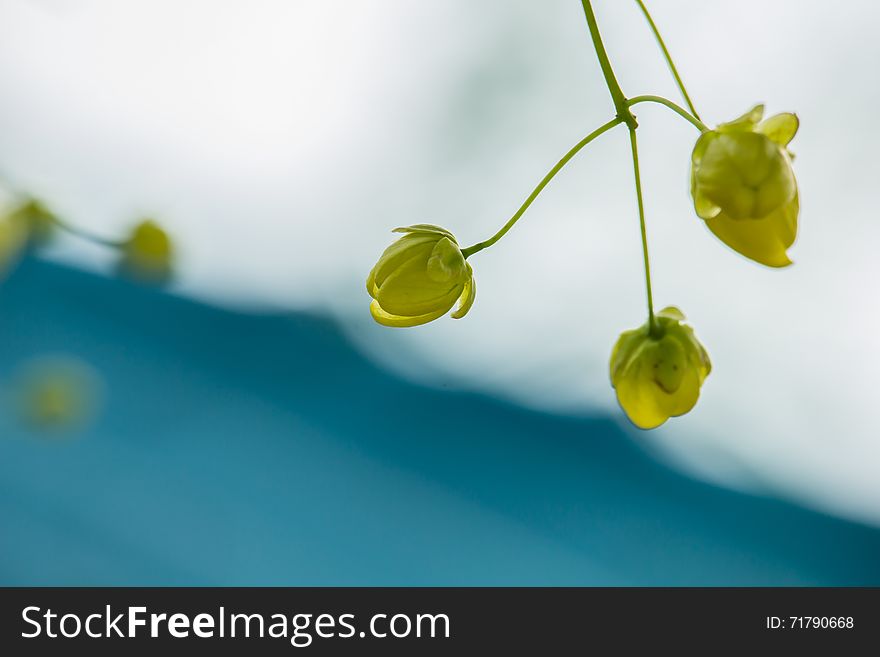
[
  {"left": 6, "top": 199, "right": 57, "bottom": 245},
  {"left": 120, "top": 219, "right": 173, "bottom": 282},
  {"left": 0, "top": 211, "right": 28, "bottom": 278},
  {"left": 610, "top": 307, "right": 711, "bottom": 430},
  {"left": 366, "top": 224, "right": 475, "bottom": 327},
  {"left": 691, "top": 105, "right": 799, "bottom": 267}
]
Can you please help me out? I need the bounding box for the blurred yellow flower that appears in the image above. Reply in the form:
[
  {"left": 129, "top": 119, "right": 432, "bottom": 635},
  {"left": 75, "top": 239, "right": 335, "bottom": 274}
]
[
  {"left": 15, "top": 356, "right": 103, "bottom": 433},
  {"left": 120, "top": 219, "right": 173, "bottom": 282},
  {"left": 0, "top": 211, "right": 28, "bottom": 279},
  {"left": 367, "top": 224, "right": 475, "bottom": 327},
  {"left": 6, "top": 199, "right": 57, "bottom": 246},
  {"left": 691, "top": 105, "right": 799, "bottom": 267},
  {"left": 610, "top": 307, "right": 711, "bottom": 430}
]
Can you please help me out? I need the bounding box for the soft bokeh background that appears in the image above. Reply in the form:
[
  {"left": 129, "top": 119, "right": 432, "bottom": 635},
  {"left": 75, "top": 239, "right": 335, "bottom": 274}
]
[{"left": 1, "top": 0, "right": 878, "bottom": 582}]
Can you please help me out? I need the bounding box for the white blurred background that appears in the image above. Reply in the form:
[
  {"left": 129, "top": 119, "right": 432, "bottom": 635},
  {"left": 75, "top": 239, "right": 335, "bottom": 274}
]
[{"left": 1, "top": 0, "right": 878, "bottom": 524}]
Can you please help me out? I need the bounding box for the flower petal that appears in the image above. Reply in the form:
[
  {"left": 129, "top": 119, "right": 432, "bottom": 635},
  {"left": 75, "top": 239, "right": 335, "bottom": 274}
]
[
  {"left": 718, "top": 104, "right": 764, "bottom": 132},
  {"left": 658, "top": 364, "right": 701, "bottom": 418},
  {"left": 366, "top": 235, "right": 436, "bottom": 296},
  {"left": 693, "top": 189, "right": 722, "bottom": 220},
  {"left": 426, "top": 236, "right": 467, "bottom": 283},
  {"left": 757, "top": 112, "right": 799, "bottom": 147},
  {"left": 377, "top": 254, "right": 463, "bottom": 315},
  {"left": 369, "top": 299, "right": 450, "bottom": 328},
  {"left": 614, "top": 355, "right": 671, "bottom": 430},
  {"left": 657, "top": 306, "right": 686, "bottom": 322},
  {"left": 610, "top": 328, "right": 645, "bottom": 383},
  {"left": 704, "top": 192, "right": 798, "bottom": 268},
  {"left": 451, "top": 265, "right": 476, "bottom": 319},
  {"left": 392, "top": 224, "right": 457, "bottom": 243}
]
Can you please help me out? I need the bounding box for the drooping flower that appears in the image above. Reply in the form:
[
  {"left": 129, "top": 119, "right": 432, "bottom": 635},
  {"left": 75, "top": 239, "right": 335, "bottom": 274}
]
[
  {"left": 610, "top": 306, "right": 711, "bottom": 430},
  {"left": 119, "top": 219, "right": 173, "bottom": 282},
  {"left": 367, "top": 224, "right": 475, "bottom": 327},
  {"left": 691, "top": 105, "right": 799, "bottom": 267}
]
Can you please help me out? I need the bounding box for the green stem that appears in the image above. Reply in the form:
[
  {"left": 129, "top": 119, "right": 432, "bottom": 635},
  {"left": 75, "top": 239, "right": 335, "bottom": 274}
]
[
  {"left": 581, "top": 1, "right": 657, "bottom": 330},
  {"left": 627, "top": 125, "right": 656, "bottom": 334},
  {"left": 627, "top": 95, "right": 708, "bottom": 132},
  {"left": 633, "top": 0, "right": 701, "bottom": 121},
  {"left": 580, "top": 0, "right": 637, "bottom": 128},
  {"left": 461, "top": 117, "right": 622, "bottom": 258},
  {"left": 51, "top": 216, "right": 124, "bottom": 248}
]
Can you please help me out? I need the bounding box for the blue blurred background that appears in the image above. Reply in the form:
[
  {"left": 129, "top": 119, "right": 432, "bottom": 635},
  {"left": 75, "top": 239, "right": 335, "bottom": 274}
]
[
  {"left": 0, "top": 0, "right": 879, "bottom": 584},
  {"left": 2, "top": 257, "right": 880, "bottom": 585}
]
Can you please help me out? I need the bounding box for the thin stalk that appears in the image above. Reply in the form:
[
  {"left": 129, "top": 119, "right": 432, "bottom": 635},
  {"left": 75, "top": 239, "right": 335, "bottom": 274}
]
[
  {"left": 627, "top": 126, "right": 656, "bottom": 334},
  {"left": 580, "top": 0, "right": 637, "bottom": 128},
  {"left": 581, "top": 1, "right": 657, "bottom": 330},
  {"left": 52, "top": 216, "right": 123, "bottom": 248},
  {"left": 462, "top": 117, "right": 622, "bottom": 258},
  {"left": 633, "top": 0, "right": 701, "bottom": 121},
  {"left": 627, "top": 95, "right": 708, "bottom": 132}
]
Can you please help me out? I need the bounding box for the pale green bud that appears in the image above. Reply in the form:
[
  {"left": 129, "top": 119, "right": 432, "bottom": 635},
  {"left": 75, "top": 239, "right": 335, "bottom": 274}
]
[
  {"left": 610, "top": 307, "right": 711, "bottom": 430},
  {"left": 367, "top": 224, "right": 475, "bottom": 327},
  {"left": 120, "top": 219, "right": 173, "bottom": 282},
  {"left": 691, "top": 105, "right": 800, "bottom": 267}
]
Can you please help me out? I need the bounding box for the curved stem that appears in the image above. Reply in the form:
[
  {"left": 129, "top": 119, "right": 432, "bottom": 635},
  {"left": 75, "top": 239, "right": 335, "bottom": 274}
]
[
  {"left": 0, "top": 174, "right": 124, "bottom": 249},
  {"left": 51, "top": 216, "right": 124, "bottom": 248},
  {"left": 580, "top": 0, "right": 637, "bottom": 128},
  {"left": 633, "top": 0, "right": 701, "bottom": 121},
  {"left": 461, "top": 117, "right": 622, "bottom": 258},
  {"left": 627, "top": 125, "right": 656, "bottom": 335},
  {"left": 627, "top": 95, "right": 708, "bottom": 132}
]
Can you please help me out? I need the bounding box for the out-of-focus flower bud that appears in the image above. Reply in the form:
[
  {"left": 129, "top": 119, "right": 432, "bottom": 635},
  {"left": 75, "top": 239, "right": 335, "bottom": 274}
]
[
  {"left": 6, "top": 199, "right": 57, "bottom": 246},
  {"left": 14, "top": 355, "right": 104, "bottom": 433},
  {"left": 0, "top": 211, "right": 28, "bottom": 278},
  {"left": 367, "top": 224, "right": 475, "bottom": 327},
  {"left": 609, "top": 306, "right": 711, "bottom": 430},
  {"left": 690, "top": 105, "right": 799, "bottom": 267},
  {"left": 119, "top": 219, "right": 173, "bottom": 282}
]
